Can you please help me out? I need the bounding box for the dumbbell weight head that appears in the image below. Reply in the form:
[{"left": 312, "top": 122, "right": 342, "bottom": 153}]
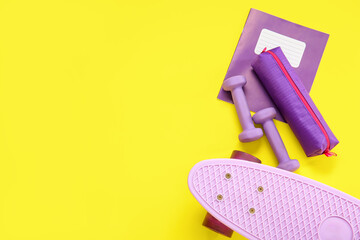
[
  {"left": 222, "top": 75, "right": 246, "bottom": 91},
  {"left": 252, "top": 107, "right": 277, "bottom": 124},
  {"left": 277, "top": 160, "right": 300, "bottom": 172},
  {"left": 238, "top": 129, "right": 263, "bottom": 143}
]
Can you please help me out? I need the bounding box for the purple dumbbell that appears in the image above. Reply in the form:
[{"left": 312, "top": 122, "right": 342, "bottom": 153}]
[
  {"left": 253, "top": 107, "right": 300, "bottom": 172},
  {"left": 222, "top": 76, "right": 263, "bottom": 142}
]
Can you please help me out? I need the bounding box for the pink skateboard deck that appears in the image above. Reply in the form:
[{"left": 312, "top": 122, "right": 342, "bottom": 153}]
[{"left": 188, "top": 159, "right": 360, "bottom": 239}]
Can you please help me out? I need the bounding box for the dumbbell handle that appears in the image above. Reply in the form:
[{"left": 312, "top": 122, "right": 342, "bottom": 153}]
[
  {"left": 262, "top": 121, "right": 290, "bottom": 164},
  {"left": 231, "top": 87, "right": 253, "bottom": 131}
]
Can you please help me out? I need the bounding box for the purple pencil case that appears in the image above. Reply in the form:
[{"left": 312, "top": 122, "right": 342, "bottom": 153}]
[{"left": 252, "top": 47, "right": 338, "bottom": 157}]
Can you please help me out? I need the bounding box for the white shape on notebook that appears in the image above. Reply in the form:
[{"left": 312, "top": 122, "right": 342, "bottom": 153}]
[{"left": 254, "top": 29, "right": 306, "bottom": 68}]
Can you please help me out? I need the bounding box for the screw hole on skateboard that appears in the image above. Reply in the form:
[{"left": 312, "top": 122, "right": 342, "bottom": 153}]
[
  {"left": 225, "top": 173, "right": 232, "bottom": 179},
  {"left": 217, "top": 194, "right": 223, "bottom": 201},
  {"left": 249, "top": 208, "right": 255, "bottom": 214},
  {"left": 257, "top": 186, "right": 264, "bottom": 192}
]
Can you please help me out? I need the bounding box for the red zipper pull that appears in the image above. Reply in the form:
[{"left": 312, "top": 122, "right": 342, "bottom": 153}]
[
  {"left": 261, "top": 47, "right": 267, "bottom": 53},
  {"left": 324, "top": 149, "right": 337, "bottom": 157}
]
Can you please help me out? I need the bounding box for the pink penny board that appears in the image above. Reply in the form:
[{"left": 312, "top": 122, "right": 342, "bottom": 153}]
[{"left": 188, "top": 159, "right": 360, "bottom": 240}]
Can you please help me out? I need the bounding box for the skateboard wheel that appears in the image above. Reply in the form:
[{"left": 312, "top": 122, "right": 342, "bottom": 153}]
[
  {"left": 230, "top": 150, "right": 261, "bottom": 163},
  {"left": 202, "top": 212, "right": 233, "bottom": 238}
]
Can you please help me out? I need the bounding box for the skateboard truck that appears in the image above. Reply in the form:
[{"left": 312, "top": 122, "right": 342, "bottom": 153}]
[{"left": 202, "top": 150, "right": 261, "bottom": 238}]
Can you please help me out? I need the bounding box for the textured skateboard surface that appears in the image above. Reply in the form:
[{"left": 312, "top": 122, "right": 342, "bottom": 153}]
[{"left": 188, "top": 159, "right": 360, "bottom": 239}]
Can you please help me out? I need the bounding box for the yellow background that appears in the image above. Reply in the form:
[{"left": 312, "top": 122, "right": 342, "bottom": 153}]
[{"left": 0, "top": 0, "right": 359, "bottom": 239}]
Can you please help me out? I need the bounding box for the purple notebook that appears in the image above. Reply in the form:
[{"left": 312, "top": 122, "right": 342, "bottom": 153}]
[{"left": 217, "top": 9, "right": 329, "bottom": 122}]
